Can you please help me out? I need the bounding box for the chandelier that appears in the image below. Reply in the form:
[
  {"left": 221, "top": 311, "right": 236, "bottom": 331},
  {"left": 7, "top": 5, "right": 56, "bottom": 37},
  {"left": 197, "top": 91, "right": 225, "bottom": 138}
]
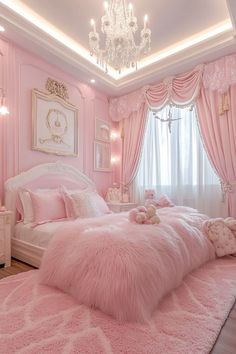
[{"left": 89, "top": 0, "right": 151, "bottom": 74}]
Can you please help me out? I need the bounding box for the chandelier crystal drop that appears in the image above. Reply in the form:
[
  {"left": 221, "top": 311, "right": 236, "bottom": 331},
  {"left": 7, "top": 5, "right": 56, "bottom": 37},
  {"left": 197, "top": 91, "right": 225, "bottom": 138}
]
[{"left": 89, "top": 0, "right": 151, "bottom": 74}]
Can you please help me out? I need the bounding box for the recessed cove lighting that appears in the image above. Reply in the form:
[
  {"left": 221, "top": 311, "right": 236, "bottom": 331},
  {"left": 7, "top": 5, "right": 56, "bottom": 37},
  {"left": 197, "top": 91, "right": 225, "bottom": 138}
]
[
  {"left": 0, "top": 26, "right": 5, "bottom": 32},
  {"left": 90, "top": 79, "right": 95, "bottom": 84}
]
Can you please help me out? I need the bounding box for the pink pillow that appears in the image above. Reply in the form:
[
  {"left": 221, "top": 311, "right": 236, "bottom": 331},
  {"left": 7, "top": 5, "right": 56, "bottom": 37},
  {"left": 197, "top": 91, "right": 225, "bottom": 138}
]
[
  {"left": 29, "top": 189, "right": 66, "bottom": 225},
  {"left": 156, "top": 195, "right": 175, "bottom": 208},
  {"left": 59, "top": 186, "right": 88, "bottom": 219},
  {"left": 70, "top": 190, "right": 110, "bottom": 218}
]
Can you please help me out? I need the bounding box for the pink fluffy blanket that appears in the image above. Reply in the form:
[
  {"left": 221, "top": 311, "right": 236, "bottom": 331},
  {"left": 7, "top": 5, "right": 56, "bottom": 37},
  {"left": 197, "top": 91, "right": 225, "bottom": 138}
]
[{"left": 39, "top": 206, "right": 215, "bottom": 322}]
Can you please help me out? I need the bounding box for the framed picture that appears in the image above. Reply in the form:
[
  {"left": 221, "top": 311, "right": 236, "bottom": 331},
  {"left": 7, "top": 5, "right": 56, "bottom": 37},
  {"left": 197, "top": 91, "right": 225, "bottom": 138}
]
[
  {"left": 94, "top": 141, "right": 111, "bottom": 172},
  {"left": 32, "top": 89, "right": 78, "bottom": 156},
  {"left": 95, "top": 118, "right": 111, "bottom": 142}
]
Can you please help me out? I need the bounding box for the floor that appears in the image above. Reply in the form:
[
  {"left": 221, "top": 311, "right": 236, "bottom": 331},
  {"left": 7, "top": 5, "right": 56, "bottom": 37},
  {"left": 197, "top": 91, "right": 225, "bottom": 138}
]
[
  {"left": 211, "top": 301, "right": 236, "bottom": 354},
  {"left": 0, "top": 259, "right": 235, "bottom": 353},
  {"left": 0, "top": 258, "right": 35, "bottom": 279}
]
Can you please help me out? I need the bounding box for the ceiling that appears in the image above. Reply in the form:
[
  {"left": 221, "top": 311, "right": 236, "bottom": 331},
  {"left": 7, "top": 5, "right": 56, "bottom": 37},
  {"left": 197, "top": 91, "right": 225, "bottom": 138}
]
[{"left": 0, "top": 0, "right": 236, "bottom": 96}]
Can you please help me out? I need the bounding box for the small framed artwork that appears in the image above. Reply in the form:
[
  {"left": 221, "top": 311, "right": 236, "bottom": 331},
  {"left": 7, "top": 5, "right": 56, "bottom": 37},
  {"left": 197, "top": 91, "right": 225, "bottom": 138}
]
[
  {"left": 32, "top": 89, "right": 78, "bottom": 156},
  {"left": 94, "top": 141, "right": 111, "bottom": 172},
  {"left": 95, "top": 118, "right": 111, "bottom": 142}
]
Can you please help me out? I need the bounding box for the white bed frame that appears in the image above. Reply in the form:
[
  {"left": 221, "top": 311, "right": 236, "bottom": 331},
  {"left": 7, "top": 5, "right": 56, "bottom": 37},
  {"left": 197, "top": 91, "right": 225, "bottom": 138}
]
[{"left": 5, "top": 162, "right": 95, "bottom": 268}]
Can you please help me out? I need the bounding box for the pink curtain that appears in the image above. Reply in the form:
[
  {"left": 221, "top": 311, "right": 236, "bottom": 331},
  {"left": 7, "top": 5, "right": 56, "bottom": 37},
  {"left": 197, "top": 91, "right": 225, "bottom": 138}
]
[
  {"left": 145, "top": 65, "right": 203, "bottom": 109},
  {"left": 122, "top": 103, "right": 148, "bottom": 185},
  {"left": 196, "top": 86, "right": 236, "bottom": 217},
  {"left": 109, "top": 66, "right": 203, "bottom": 186}
]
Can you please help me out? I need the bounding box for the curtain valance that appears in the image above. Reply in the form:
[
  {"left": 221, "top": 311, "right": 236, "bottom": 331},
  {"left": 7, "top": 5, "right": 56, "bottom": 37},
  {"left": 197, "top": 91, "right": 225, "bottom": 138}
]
[
  {"left": 109, "top": 89, "right": 145, "bottom": 122},
  {"left": 109, "top": 64, "right": 204, "bottom": 121},
  {"left": 203, "top": 53, "right": 236, "bottom": 92}
]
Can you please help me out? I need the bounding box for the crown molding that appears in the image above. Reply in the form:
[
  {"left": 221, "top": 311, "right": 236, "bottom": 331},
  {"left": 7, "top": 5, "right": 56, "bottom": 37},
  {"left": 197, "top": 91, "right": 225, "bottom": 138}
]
[{"left": 0, "top": 1, "right": 236, "bottom": 96}]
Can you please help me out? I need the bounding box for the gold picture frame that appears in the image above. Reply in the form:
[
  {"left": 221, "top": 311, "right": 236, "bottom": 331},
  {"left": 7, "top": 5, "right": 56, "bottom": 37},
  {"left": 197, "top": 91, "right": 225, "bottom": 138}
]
[
  {"left": 95, "top": 118, "right": 111, "bottom": 142},
  {"left": 94, "top": 141, "right": 111, "bottom": 172},
  {"left": 32, "top": 89, "right": 78, "bottom": 156}
]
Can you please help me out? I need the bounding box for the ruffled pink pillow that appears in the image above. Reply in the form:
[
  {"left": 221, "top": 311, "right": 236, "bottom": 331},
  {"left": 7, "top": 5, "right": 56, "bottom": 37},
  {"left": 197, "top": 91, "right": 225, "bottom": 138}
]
[
  {"left": 60, "top": 186, "right": 89, "bottom": 219},
  {"left": 60, "top": 187, "right": 76, "bottom": 219},
  {"left": 156, "top": 195, "right": 175, "bottom": 208},
  {"left": 29, "top": 189, "right": 66, "bottom": 225},
  {"left": 70, "top": 190, "right": 111, "bottom": 218}
]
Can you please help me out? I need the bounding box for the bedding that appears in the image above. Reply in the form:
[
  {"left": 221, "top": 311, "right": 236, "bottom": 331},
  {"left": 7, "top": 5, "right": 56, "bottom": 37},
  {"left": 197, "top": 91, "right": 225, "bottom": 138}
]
[
  {"left": 29, "top": 189, "right": 66, "bottom": 225},
  {"left": 39, "top": 206, "right": 215, "bottom": 323},
  {"left": 60, "top": 186, "right": 91, "bottom": 218},
  {"left": 68, "top": 189, "right": 111, "bottom": 218},
  {"left": 17, "top": 188, "right": 64, "bottom": 224},
  {"left": 18, "top": 189, "right": 34, "bottom": 223},
  {"left": 15, "top": 220, "right": 67, "bottom": 248}
]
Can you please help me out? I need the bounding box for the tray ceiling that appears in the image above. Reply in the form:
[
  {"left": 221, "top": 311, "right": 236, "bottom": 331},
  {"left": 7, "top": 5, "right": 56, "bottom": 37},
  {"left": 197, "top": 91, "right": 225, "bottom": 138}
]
[
  {"left": 20, "top": 0, "right": 229, "bottom": 56},
  {"left": 0, "top": 0, "right": 236, "bottom": 95}
]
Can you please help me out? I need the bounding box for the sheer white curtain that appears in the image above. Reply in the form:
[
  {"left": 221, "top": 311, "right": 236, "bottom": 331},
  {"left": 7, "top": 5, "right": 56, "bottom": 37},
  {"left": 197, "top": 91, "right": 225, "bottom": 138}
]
[{"left": 133, "top": 105, "right": 227, "bottom": 217}]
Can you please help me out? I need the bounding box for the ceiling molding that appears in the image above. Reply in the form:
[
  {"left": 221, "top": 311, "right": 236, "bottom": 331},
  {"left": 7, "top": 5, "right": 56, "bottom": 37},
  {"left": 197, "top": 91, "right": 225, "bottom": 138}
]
[
  {"left": 0, "top": 1, "right": 236, "bottom": 96},
  {"left": 226, "top": 0, "right": 236, "bottom": 30}
]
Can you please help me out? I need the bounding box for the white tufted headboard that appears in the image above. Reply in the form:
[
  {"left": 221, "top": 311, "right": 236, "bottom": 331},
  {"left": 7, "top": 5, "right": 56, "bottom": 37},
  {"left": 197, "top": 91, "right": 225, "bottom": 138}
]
[{"left": 5, "top": 161, "right": 95, "bottom": 228}]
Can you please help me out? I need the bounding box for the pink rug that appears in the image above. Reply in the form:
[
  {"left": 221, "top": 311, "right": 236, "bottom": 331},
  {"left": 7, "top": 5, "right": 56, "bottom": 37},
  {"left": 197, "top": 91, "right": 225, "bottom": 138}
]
[{"left": 0, "top": 257, "right": 236, "bottom": 354}]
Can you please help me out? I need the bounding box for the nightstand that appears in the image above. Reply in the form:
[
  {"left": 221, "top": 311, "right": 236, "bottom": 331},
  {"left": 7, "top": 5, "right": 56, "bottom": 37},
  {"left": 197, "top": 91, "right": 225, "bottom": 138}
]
[
  {"left": 107, "top": 202, "right": 138, "bottom": 213},
  {"left": 0, "top": 211, "right": 12, "bottom": 267}
]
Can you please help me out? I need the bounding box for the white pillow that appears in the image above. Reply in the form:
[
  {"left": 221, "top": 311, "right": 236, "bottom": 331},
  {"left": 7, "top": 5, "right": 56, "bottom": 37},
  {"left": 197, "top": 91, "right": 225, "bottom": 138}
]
[
  {"left": 18, "top": 189, "right": 34, "bottom": 224},
  {"left": 70, "top": 190, "right": 110, "bottom": 218},
  {"left": 19, "top": 188, "right": 56, "bottom": 224}
]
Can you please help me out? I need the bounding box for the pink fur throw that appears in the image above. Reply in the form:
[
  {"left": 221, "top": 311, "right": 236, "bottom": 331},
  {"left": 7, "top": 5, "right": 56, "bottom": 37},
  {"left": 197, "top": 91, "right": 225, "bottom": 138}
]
[{"left": 39, "top": 206, "right": 215, "bottom": 323}]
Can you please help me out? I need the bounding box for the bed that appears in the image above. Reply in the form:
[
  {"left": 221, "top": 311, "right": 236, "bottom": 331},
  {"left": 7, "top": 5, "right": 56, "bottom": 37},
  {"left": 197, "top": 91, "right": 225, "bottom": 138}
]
[
  {"left": 5, "top": 162, "right": 96, "bottom": 267},
  {"left": 2, "top": 162, "right": 236, "bottom": 352},
  {"left": 5, "top": 161, "right": 217, "bottom": 323}
]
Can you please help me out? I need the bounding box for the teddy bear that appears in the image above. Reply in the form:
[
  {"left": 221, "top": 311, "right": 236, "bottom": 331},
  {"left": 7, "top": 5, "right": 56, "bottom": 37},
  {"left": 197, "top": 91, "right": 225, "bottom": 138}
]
[
  {"left": 129, "top": 205, "right": 160, "bottom": 225},
  {"left": 145, "top": 205, "right": 161, "bottom": 224}
]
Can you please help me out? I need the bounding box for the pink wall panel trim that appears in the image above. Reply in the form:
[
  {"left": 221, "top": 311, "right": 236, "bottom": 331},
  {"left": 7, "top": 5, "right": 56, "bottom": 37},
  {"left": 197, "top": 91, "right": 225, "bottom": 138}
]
[{"left": 0, "top": 37, "right": 118, "bottom": 202}]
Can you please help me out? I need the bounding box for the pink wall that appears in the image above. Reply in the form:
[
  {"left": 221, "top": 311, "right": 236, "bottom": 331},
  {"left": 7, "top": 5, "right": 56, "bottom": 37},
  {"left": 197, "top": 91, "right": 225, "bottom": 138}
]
[{"left": 0, "top": 37, "right": 118, "bottom": 202}]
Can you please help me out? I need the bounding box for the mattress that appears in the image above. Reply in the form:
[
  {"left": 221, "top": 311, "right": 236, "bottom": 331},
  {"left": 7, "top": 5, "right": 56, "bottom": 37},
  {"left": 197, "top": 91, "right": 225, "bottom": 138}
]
[{"left": 14, "top": 220, "right": 68, "bottom": 248}]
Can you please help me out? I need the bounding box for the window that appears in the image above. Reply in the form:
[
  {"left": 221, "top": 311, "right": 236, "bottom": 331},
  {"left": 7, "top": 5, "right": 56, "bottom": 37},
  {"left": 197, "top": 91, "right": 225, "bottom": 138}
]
[{"left": 134, "top": 105, "right": 226, "bottom": 217}]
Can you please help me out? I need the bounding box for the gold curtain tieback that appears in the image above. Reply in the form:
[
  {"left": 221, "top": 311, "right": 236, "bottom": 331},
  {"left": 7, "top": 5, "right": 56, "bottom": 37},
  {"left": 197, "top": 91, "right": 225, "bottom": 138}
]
[{"left": 220, "top": 180, "right": 236, "bottom": 194}]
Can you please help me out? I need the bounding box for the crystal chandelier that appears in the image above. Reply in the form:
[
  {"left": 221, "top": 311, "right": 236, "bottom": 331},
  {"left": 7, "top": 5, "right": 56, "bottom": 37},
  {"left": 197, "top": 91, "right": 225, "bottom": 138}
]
[{"left": 89, "top": 0, "right": 151, "bottom": 73}]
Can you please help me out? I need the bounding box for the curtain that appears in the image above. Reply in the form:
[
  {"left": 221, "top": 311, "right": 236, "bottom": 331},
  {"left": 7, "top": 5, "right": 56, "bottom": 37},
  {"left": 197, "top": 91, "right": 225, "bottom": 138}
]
[
  {"left": 196, "top": 86, "right": 236, "bottom": 217},
  {"left": 109, "top": 65, "right": 203, "bottom": 122},
  {"left": 134, "top": 106, "right": 227, "bottom": 217},
  {"left": 110, "top": 66, "right": 203, "bottom": 186},
  {"left": 109, "top": 54, "right": 236, "bottom": 216},
  {"left": 122, "top": 103, "right": 148, "bottom": 186}
]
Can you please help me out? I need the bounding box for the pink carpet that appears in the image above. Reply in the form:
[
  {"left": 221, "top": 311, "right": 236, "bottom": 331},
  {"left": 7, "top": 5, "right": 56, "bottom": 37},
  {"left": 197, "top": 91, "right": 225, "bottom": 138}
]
[{"left": 0, "top": 257, "right": 236, "bottom": 354}]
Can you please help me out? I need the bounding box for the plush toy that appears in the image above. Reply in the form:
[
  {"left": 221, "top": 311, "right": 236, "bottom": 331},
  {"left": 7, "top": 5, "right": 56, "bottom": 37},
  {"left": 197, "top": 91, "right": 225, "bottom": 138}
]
[
  {"left": 136, "top": 212, "right": 148, "bottom": 224},
  {"left": 129, "top": 205, "right": 160, "bottom": 225},
  {"left": 129, "top": 206, "right": 147, "bottom": 224},
  {"left": 145, "top": 205, "right": 161, "bottom": 224},
  {"left": 144, "top": 189, "right": 156, "bottom": 200},
  {"left": 145, "top": 194, "right": 175, "bottom": 209}
]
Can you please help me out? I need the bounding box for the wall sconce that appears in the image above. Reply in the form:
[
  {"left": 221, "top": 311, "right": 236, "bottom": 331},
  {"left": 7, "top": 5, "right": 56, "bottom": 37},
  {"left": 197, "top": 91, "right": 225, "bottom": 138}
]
[
  {"left": 0, "top": 51, "right": 9, "bottom": 116},
  {"left": 111, "top": 155, "right": 120, "bottom": 164},
  {"left": 0, "top": 89, "right": 9, "bottom": 116},
  {"left": 110, "top": 130, "right": 120, "bottom": 141}
]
